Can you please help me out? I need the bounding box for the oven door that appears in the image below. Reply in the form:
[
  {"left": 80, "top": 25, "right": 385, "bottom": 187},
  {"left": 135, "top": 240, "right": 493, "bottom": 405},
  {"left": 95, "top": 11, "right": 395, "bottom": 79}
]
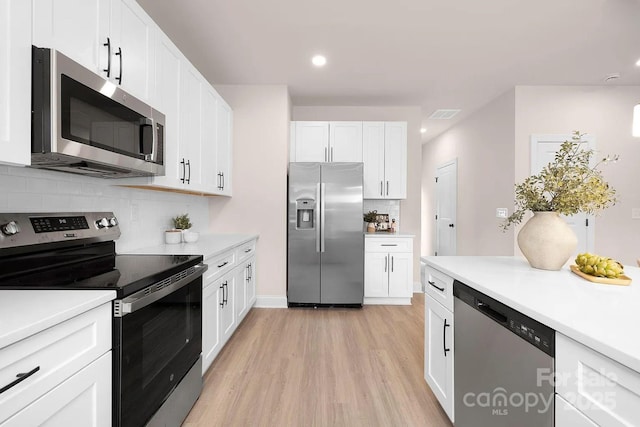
[{"left": 114, "top": 277, "right": 202, "bottom": 427}]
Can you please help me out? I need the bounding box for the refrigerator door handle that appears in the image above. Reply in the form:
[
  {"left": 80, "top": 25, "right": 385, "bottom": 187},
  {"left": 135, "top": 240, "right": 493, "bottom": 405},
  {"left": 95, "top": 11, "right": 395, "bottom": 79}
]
[
  {"left": 316, "top": 183, "right": 321, "bottom": 253},
  {"left": 320, "top": 183, "right": 326, "bottom": 252}
]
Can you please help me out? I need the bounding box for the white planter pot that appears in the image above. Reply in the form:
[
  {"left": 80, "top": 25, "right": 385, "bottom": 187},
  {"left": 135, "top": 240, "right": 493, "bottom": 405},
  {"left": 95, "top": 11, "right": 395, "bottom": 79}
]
[
  {"left": 165, "top": 230, "right": 182, "bottom": 244},
  {"left": 517, "top": 211, "right": 578, "bottom": 271}
]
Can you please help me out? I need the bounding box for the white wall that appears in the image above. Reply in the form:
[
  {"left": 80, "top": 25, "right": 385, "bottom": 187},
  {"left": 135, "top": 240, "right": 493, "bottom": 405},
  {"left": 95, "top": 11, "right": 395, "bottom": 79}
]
[
  {"left": 292, "top": 106, "right": 423, "bottom": 283},
  {"left": 210, "top": 85, "right": 290, "bottom": 303},
  {"left": 515, "top": 86, "right": 640, "bottom": 265},
  {"left": 421, "top": 90, "right": 516, "bottom": 256},
  {"left": 0, "top": 165, "right": 209, "bottom": 252}
]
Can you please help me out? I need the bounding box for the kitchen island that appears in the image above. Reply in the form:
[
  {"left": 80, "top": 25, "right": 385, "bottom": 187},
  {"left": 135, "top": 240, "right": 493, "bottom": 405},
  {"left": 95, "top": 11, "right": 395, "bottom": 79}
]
[{"left": 422, "top": 255, "right": 640, "bottom": 426}]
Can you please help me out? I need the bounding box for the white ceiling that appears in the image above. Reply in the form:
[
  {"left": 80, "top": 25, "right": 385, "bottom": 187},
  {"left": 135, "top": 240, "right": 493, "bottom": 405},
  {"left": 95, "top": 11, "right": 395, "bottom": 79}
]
[{"left": 137, "top": 0, "right": 640, "bottom": 141}]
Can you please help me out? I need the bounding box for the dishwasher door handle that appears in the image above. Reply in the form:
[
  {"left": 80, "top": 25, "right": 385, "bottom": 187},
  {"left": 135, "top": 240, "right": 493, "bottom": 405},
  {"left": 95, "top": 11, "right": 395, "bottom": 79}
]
[
  {"left": 477, "top": 301, "right": 508, "bottom": 325},
  {"left": 443, "top": 319, "right": 451, "bottom": 357}
]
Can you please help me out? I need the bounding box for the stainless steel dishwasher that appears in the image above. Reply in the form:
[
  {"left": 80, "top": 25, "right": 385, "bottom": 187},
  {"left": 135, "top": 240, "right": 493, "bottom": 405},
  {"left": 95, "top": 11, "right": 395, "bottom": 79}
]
[{"left": 454, "top": 280, "right": 555, "bottom": 427}]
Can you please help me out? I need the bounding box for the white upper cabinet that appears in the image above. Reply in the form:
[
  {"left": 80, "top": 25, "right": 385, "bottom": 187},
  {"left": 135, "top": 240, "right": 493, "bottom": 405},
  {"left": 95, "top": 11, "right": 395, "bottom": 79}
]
[
  {"left": 0, "top": 0, "right": 31, "bottom": 166},
  {"left": 329, "top": 122, "right": 362, "bottom": 162},
  {"left": 362, "top": 121, "right": 407, "bottom": 199},
  {"left": 291, "top": 121, "right": 362, "bottom": 162},
  {"left": 109, "top": 0, "right": 155, "bottom": 102},
  {"left": 215, "top": 98, "right": 233, "bottom": 195},
  {"left": 33, "top": 0, "right": 154, "bottom": 103},
  {"left": 292, "top": 121, "right": 329, "bottom": 162}
]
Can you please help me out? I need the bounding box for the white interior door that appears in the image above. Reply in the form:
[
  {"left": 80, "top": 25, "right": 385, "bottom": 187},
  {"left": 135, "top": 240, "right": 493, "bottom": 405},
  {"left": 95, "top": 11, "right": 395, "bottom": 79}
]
[
  {"left": 435, "top": 160, "right": 457, "bottom": 256},
  {"left": 531, "top": 134, "right": 595, "bottom": 254}
]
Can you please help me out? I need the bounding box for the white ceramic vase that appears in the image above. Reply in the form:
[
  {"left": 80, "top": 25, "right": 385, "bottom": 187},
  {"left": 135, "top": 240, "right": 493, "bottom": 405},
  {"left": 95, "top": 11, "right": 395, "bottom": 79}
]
[{"left": 517, "top": 211, "right": 578, "bottom": 271}]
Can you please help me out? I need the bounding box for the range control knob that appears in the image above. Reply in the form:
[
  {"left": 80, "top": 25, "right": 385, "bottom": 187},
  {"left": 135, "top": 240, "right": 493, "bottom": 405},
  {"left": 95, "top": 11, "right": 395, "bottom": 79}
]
[
  {"left": 109, "top": 217, "right": 118, "bottom": 227},
  {"left": 96, "top": 218, "right": 110, "bottom": 229},
  {"left": 1, "top": 221, "right": 20, "bottom": 236}
]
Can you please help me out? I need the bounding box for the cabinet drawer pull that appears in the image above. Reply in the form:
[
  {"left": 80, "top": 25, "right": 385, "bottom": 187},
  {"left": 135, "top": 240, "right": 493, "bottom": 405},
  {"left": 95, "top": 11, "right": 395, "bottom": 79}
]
[
  {"left": 217, "top": 261, "right": 229, "bottom": 268},
  {"left": 0, "top": 366, "right": 40, "bottom": 394},
  {"left": 103, "top": 37, "right": 111, "bottom": 77},
  {"left": 381, "top": 244, "right": 397, "bottom": 246},
  {"left": 428, "top": 280, "right": 445, "bottom": 292},
  {"left": 244, "top": 248, "right": 252, "bottom": 253},
  {"left": 115, "top": 47, "right": 122, "bottom": 84},
  {"left": 443, "top": 320, "right": 451, "bottom": 357}
]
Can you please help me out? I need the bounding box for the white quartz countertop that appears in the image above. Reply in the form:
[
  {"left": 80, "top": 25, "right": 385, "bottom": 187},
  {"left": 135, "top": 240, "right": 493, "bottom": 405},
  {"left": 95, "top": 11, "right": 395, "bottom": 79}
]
[
  {"left": 0, "top": 290, "right": 116, "bottom": 349},
  {"left": 422, "top": 256, "right": 640, "bottom": 373},
  {"left": 126, "top": 233, "right": 259, "bottom": 261},
  {"left": 365, "top": 233, "right": 415, "bottom": 238}
]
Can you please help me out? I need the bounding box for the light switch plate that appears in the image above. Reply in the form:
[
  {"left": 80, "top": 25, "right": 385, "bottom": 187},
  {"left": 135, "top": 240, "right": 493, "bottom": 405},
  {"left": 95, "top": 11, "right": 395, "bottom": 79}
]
[
  {"left": 496, "top": 208, "right": 508, "bottom": 218},
  {"left": 632, "top": 208, "right": 640, "bottom": 219}
]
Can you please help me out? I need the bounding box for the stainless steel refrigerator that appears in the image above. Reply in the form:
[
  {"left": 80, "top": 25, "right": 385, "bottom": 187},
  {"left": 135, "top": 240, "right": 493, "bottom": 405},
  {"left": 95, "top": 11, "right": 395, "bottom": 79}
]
[{"left": 287, "top": 162, "right": 364, "bottom": 307}]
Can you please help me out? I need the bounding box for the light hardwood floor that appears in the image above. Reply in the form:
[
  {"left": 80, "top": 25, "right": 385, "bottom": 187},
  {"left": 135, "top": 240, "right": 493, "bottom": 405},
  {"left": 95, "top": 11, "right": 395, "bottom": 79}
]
[{"left": 184, "top": 293, "right": 453, "bottom": 427}]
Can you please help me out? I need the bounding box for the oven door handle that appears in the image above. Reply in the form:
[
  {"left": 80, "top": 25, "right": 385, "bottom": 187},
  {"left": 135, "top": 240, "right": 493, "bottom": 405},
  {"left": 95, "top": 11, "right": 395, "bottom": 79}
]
[{"left": 114, "top": 263, "right": 208, "bottom": 317}]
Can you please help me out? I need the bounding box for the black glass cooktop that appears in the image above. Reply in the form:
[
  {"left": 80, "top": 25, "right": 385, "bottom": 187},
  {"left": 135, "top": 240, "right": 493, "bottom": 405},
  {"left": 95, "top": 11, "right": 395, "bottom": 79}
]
[{"left": 0, "top": 241, "right": 202, "bottom": 298}]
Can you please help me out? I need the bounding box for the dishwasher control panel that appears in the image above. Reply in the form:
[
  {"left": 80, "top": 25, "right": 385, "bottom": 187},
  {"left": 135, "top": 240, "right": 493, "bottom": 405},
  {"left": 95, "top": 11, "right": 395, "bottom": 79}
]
[{"left": 454, "top": 280, "right": 555, "bottom": 357}]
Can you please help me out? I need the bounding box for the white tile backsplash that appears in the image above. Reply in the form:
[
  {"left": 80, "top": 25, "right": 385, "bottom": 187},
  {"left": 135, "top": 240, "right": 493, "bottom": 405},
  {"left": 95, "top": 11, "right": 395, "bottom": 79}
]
[
  {"left": 0, "top": 166, "right": 209, "bottom": 252},
  {"left": 363, "top": 199, "right": 401, "bottom": 231}
]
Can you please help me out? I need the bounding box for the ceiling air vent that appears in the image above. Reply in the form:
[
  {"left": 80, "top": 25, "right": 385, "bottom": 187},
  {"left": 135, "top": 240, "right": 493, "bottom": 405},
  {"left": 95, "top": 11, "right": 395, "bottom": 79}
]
[{"left": 429, "top": 109, "right": 461, "bottom": 120}]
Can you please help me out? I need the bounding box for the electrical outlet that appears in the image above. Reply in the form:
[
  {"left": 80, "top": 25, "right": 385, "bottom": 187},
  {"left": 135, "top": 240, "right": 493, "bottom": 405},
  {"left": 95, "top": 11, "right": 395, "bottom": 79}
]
[
  {"left": 496, "top": 208, "right": 508, "bottom": 218},
  {"left": 632, "top": 208, "right": 640, "bottom": 220}
]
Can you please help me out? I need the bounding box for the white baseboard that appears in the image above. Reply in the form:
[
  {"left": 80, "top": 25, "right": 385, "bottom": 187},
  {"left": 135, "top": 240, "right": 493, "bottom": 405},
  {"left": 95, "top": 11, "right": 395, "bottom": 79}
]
[
  {"left": 255, "top": 295, "right": 288, "bottom": 308},
  {"left": 413, "top": 281, "right": 423, "bottom": 293},
  {"left": 363, "top": 297, "right": 412, "bottom": 305}
]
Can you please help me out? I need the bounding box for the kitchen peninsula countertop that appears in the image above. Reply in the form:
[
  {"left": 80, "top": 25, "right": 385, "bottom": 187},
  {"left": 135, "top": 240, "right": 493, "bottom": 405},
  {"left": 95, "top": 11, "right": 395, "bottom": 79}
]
[
  {"left": 0, "top": 290, "right": 116, "bottom": 349},
  {"left": 422, "top": 256, "right": 640, "bottom": 373},
  {"left": 365, "top": 232, "right": 415, "bottom": 238},
  {"left": 126, "top": 233, "right": 259, "bottom": 260}
]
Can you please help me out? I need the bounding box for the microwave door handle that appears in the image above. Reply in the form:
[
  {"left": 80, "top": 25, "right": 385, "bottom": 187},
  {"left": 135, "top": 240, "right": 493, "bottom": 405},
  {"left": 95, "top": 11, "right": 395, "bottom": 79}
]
[{"left": 139, "top": 118, "right": 155, "bottom": 161}]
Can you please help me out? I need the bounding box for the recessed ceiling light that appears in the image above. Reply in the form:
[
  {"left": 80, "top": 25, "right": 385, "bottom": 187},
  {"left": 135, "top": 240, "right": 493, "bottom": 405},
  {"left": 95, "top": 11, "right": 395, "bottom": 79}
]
[
  {"left": 311, "top": 55, "right": 327, "bottom": 67},
  {"left": 636, "top": 58, "right": 640, "bottom": 67},
  {"left": 420, "top": 128, "right": 427, "bottom": 134}
]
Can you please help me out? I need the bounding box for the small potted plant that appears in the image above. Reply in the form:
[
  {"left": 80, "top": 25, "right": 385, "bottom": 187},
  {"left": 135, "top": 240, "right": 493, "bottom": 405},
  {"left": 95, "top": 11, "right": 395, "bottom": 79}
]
[
  {"left": 165, "top": 214, "right": 194, "bottom": 244},
  {"left": 502, "top": 131, "right": 617, "bottom": 270},
  {"left": 363, "top": 210, "right": 378, "bottom": 233}
]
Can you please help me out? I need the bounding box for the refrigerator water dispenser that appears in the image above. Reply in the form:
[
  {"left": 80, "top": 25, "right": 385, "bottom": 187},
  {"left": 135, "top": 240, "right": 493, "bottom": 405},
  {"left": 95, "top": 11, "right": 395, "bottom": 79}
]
[{"left": 296, "top": 199, "right": 315, "bottom": 229}]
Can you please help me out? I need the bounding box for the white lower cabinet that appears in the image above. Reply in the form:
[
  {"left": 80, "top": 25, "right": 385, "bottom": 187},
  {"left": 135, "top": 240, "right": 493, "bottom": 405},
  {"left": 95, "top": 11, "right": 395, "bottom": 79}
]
[
  {"left": 555, "top": 333, "right": 640, "bottom": 427},
  {"left": 424, "top": 293, "right": 454, "bottom": 422},
  {"left": 364, "top": 237, "right": 413, "bottom": 305},
  {"left": 2, "top": 352, "right": 112, "bottom": 427},
  {"left": 202, "top": 239, "right": 258, "bottom": 375},
  {"left": 555, "top": 394, "right": 598, "bottom": 427},
  {"left": 0, "top": 302, "right": 112, "bottom": 426}
]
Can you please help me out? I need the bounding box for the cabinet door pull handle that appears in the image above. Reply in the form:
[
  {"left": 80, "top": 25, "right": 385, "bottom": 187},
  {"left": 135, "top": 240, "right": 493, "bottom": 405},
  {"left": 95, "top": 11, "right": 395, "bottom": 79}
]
[
  {"left": 217, "top": 261, "right": 228, "bottom": 268},
  {"left": 380, "top": 181, "right": 383, "bottom": 196},
  {"left": 384, "top": 256, "right": 388, "bottom": 273},
  {"left": 428, "top": 280, "right": 445, "bottom": 292},
  {"left": 115, "top": 47, "right": 122, "bottom": 84},
  {"left": 249, "top": 264, "right": 252, "bottom": 279},
  {"left": 223, "top": 281, "right": 228, "bottom": 305},
  {"left": 186, "top": 160, "right": 191, "bottom": 184},
  {"left": 331, "top": 147, "right": 334, "bottom": 162},
  {"left": 443, "top": 319, "right": 451, "bottom": 357},
  {"left": 0, "top": 366, "right": 40, "bottom": 394},
  {"left": 180, "top": 159, "right": 186, "bottom": 183},
  {"left": 324, "top": 147, "right": 327, "bottom": 162},
  {"left": 103, "top": 38, "right": 111, "bottom": 77},
  {"left": 391, "top": 256, "right": 394, "bottom": 272},
  {"left": 386, "top": 181, "right": 389, "bottom": 196},
  {"left": 219, "top": 284, "right": 225, "bottom": 307},
  {"left": 221, "top": 172, "right": 225, "bottom": 190}
]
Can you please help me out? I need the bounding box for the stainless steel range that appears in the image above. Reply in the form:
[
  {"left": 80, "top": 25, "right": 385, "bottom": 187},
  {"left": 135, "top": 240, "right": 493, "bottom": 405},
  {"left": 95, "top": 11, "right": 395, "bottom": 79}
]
[{"left": 0, "top": 212, "right": 207, "bottom": 427}]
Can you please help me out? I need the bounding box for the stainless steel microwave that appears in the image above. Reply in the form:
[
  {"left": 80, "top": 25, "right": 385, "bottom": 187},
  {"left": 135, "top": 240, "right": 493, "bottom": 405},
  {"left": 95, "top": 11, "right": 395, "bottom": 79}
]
[{"left": 31, "top": 46, "right": 165, "bottom": 178}]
